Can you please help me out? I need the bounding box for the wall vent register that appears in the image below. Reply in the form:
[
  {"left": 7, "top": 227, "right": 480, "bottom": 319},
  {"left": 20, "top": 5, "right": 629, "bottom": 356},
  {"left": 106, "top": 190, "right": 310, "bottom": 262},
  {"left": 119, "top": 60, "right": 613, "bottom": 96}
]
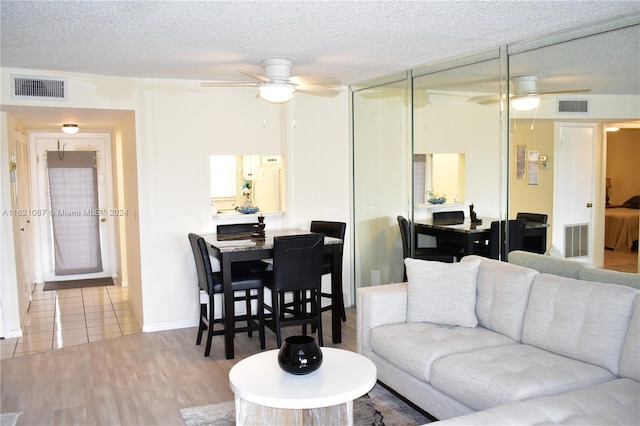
[{"left": 12, "top": 75, "right": 66, "bottom": 99}]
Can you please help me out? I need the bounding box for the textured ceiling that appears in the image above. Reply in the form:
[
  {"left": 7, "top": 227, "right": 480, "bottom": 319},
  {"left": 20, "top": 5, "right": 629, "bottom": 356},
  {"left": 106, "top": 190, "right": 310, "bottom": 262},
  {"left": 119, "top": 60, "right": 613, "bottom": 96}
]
[{"left": 1, "top": 1, "right": 639, "bottom": 86}]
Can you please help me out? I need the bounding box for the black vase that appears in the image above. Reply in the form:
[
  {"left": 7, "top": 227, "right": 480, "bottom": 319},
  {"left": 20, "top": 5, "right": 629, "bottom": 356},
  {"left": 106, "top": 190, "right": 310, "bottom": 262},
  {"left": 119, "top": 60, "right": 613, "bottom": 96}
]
[{"left": 277, "top": 335, "right": 323, "bottom": 375}]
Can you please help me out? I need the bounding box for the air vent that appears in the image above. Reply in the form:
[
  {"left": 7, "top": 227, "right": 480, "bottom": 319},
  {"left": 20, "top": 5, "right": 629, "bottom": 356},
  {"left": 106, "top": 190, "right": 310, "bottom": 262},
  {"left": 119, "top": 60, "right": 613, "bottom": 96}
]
[
  {"left": 564, "top": 223, "right": 588, "bottom": 258},
  {"left": 557, "top": 99, "right": 589, "bottom": 113},
  {"left": 12, "top": 75, "right": 66, "bottom": 99}
]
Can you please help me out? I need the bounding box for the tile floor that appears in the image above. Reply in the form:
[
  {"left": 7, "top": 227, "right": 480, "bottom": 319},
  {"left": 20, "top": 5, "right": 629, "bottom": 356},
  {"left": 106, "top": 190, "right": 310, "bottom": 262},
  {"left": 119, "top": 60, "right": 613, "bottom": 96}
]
[{"left": 0, "top": 284, "right": 141, "bottom": 360}]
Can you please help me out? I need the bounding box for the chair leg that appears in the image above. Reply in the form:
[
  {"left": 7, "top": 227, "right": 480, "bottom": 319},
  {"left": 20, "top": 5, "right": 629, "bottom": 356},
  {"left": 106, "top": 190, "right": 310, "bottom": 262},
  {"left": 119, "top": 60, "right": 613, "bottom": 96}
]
[
  {"left": 315, "top": 290, "right": 323, "bottom": 347},
  {"left": 245, "top": 290, "right": 253, "bottom": 337},
  {"left": 273, "top": 288, "right": 282, "bottom": 348},
  {"left": 257, "top": 287, "right": 265, "bottom": 349},
  {"left": 204, "top": 295, "right": 215, "bottom": 357},
  {"left": 196, "top": 302, "right": 206, "bottom": 345}
]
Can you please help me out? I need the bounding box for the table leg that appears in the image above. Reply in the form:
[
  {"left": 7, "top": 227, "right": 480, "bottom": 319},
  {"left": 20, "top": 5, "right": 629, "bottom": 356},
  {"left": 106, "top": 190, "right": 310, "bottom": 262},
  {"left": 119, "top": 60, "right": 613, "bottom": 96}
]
[{"left": 235, "top": 395, "right": 353, "bottom": 426}]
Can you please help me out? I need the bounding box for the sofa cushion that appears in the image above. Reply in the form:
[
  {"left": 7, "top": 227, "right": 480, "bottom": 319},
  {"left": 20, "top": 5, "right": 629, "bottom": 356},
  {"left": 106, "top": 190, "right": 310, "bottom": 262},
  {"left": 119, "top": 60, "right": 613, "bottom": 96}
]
[
  {"left": 462, "top": 255, "right": 537, "bottom": 341},
  {"left": 620, "top": 295, "right": 640, "bottom": 381},
  {"left": 508, "top": 250, "right": 585, "bottom": 278},
  {"left": 431, "top": 344, "right": 616, "bottom": 411},
  {"left": 370, "top": 322, "right": 515, "bottom": 382},
  {"left": 578, "top": 267, "right": 640, "bottom": 290},
  {"left": 522, "top": 274, "right": 639, "bottom": 374},
  {"left": 436, "top": 378, "right": 640, "bottom": 426},
  {"left": 405, "top": 257, "right": 480, "bottom": 327}
]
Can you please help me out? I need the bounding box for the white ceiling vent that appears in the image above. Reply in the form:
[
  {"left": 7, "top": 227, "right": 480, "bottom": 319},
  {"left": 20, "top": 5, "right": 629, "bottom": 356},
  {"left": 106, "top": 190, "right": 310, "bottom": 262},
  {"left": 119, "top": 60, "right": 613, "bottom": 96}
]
[
  {"left": 12, "top": 75, "right": 67, "bottom": 100},
  {"left": 557, "top": 99, "right": 589, "bottom": 113}
]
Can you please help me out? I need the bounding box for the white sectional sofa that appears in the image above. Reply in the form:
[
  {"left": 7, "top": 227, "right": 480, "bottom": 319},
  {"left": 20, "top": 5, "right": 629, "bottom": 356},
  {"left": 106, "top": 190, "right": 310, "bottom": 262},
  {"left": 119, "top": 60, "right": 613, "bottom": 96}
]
[{"left": 357, "top": 255, "right": 640, "bottom": 424}]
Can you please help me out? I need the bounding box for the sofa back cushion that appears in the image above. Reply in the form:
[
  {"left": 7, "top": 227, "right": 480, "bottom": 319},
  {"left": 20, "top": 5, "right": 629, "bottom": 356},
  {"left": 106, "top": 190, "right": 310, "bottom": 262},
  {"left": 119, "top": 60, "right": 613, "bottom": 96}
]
[
  {"left": 508, "top": 250, "right": 585, "bottom": 279},
  {"left": 461, "top": 255, "right": 537, "bottom": 341},
  {"left": 620, "top": 296, "right": 640, "bottom": 381},
  {"left": 578, "top": 267, "right": 640, "bottom": 290},
  {"left": 522, "top": 274, "right": 639, "bottom": 375}
]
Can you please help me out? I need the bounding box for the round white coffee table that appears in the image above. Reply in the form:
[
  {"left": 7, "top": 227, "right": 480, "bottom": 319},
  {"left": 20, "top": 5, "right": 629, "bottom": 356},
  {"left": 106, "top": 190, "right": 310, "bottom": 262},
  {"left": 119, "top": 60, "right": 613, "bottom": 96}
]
[{"left": 229, "top": 347, "right": 377, "bottom": 425}]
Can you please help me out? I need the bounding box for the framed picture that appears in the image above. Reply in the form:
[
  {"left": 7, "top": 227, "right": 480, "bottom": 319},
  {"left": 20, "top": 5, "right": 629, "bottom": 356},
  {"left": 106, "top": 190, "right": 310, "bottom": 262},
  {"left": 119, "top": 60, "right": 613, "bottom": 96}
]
[
  {"left": 516, "top": 145, "right": 526, "bottom": 179},
  {"left": 528, "top": 150, "right": 539, "bottom": 185}
]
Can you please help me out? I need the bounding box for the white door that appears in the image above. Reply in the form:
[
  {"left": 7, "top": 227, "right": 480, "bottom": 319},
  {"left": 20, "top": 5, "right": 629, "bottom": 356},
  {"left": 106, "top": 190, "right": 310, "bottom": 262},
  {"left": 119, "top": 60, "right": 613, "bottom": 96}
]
[
  {"left": 32, "top": 132, "right": 114, "bottom": 282},
  {"left": 553, "top": 123, "right": 597, "bottom": 264}
]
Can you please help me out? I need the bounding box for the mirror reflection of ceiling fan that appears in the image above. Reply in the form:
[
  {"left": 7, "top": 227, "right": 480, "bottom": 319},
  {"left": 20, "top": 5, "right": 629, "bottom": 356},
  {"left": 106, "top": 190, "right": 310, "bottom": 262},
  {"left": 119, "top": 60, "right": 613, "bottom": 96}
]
[
  {"left": 201, "top": 58, "right": 341, "bottom": 103},
  {"left": 468, "top": 75, "right": 590, "bottom": 110}
]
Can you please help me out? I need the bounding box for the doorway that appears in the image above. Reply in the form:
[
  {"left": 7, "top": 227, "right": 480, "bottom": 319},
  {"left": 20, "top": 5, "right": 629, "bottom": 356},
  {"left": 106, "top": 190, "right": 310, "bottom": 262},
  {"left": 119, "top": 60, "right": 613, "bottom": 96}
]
[
  {"left": 552, "top": 122, "right": 599, "bottom": 265},
  {"left": 31, "top": 132, "right": 115, "bottom": 282}
]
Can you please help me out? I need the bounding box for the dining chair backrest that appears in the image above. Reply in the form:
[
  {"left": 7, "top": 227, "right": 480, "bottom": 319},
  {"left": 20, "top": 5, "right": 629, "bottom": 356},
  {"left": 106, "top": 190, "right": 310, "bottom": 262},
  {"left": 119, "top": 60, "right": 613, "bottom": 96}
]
[
  {"left": 488, "top": 220, "right": 527, "bottom": 260},
  {"left": 310, "top": 220, "right": 346, "bottom": 270},
  {"left": 516, "top": 212, "right": 548, "bottom": 224},
  {"left": 272, "top": 234, "right": 324, "bottom": 293},
  {"left": 310, "top": 220, "right": 346, "bottom": 241},
  {"left": 397, "top": 215, "right": 412, "bottom": 260},
  {"left": 433, "top": 210, "right": 465, "bottom": 223},
  {"left": 217, "top": 223, "right": 259, "bottom": 235},
  {"left": 188, "top": 233, "right": 218, "bottom": 295}
]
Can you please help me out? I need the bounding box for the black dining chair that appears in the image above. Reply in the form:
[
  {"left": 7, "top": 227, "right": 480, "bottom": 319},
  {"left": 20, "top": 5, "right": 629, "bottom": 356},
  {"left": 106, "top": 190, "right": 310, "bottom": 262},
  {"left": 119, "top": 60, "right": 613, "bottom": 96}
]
[
  {"left": 398, "top": 215, "right": 455, "bottom": 281},
  {"left": 188, "top": 233, "right": 265, "bottom": 357},
  {"left": 310, "top": 220, "right": 347, "bottom": 322},
  {"left": 261, "top": 234, "right": 324, "bottom": 347},
  {"left": 476, "top": 220, "right": 527, "bottom": 260},
  {"left": 516, "top": 212, "right": 548, "bottom": 224}
]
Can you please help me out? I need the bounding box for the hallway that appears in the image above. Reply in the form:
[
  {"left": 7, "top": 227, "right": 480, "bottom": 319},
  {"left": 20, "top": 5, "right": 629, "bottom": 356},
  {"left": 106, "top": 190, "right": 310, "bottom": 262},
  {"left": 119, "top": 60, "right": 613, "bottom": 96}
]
[{"left": 0, "top": 284, "right": 140, "bottom": 360}]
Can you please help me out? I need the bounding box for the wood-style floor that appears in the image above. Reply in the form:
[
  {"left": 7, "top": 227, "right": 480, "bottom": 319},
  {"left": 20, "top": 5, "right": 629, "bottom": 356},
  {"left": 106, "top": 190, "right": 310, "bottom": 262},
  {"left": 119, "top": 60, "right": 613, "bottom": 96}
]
[{"left": 1, "top": 306, "right": 357, "bottom": 426}]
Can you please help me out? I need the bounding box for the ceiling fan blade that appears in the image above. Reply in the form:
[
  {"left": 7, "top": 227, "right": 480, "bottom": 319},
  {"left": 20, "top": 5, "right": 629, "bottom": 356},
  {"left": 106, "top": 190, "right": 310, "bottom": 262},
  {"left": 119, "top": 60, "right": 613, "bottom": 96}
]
[
  {"left": 467, "top": 94, "right": 502, "bottom": 105},
  {"left": 238, "top": 69, "right": 269, "bottom": 82},
  {"left": 536, "top": 88, "right": 591, "bottom": 95},
  {"left": 295, "top": 84, "right": 341, "bottom": 97},
  {"left": 291, "top": 75, "right": 341, "bottom": 87},
  {"left": 201, "top": 81, "right": 260, "bottom": 87}
]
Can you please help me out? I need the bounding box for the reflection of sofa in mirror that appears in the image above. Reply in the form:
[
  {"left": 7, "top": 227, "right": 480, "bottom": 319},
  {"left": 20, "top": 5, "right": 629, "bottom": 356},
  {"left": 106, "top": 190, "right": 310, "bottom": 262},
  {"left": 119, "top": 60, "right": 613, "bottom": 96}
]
[{"left": 210, "top": 155, "right": 285, "bottom": 215}]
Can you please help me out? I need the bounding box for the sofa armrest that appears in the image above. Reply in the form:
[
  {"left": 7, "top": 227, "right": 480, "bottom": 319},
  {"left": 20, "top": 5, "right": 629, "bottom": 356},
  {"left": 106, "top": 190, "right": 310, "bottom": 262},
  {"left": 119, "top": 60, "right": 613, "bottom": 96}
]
[{"left": 357, "top": 283, "right": 408, "bottom": 354}]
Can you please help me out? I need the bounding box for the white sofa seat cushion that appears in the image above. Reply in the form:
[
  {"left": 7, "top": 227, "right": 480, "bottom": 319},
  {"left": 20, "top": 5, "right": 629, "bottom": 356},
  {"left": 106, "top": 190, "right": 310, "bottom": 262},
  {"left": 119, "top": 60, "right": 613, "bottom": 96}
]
[
  {"left": 462, "top": 255, "right": 538, "bottom": 341},
  {"left": 523, "top": 274, "right": 640, "bottom": 375},
  {"left": 430, "top": 344, "right": 616, "bottom": 411},
  {"left": 370, "top": 322, "right": 515, "bottom": 382},
  {"left": 436, "top": 378, "right": 640, "bottom": 426}
]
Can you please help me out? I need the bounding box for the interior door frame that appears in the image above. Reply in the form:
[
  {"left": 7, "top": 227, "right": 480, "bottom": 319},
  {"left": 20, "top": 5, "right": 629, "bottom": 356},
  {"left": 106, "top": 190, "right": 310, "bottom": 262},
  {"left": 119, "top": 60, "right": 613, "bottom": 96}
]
[{"left": 30, "top": 132, "right": 115, "bottom": 282}]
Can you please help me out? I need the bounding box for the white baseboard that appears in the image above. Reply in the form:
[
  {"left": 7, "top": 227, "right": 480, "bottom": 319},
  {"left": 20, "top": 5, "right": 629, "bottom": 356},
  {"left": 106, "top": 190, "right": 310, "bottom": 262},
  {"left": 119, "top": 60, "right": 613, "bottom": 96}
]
[{"left": 142, "top": 318, "right": 199, "bottom": 333}]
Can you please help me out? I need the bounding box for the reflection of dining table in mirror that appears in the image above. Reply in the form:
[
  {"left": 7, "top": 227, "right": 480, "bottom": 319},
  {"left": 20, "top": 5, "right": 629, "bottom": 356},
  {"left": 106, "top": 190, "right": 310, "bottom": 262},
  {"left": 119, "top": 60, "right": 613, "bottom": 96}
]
[
  {"left": 415, "top": 217, "right": 549, "bottom": 258},
  {"left": 204, "top": 229, "right": 344, "bottom": 359}
]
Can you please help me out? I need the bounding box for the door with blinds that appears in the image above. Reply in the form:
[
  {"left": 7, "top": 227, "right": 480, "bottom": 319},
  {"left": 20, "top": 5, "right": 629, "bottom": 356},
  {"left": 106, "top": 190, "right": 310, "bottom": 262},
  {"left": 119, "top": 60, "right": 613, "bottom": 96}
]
[{"left": 32, "top": 133, "right": 114, "bottom": 282}]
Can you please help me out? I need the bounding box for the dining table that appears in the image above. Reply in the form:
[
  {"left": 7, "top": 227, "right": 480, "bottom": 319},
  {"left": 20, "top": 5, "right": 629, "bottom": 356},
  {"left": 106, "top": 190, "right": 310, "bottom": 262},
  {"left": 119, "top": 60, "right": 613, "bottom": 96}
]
[
  {"left": 414, "top": 217, "right": 549, "bottom": 257},
  {"left": 204, "top": 228, "right": 344, "bottom": 359}
]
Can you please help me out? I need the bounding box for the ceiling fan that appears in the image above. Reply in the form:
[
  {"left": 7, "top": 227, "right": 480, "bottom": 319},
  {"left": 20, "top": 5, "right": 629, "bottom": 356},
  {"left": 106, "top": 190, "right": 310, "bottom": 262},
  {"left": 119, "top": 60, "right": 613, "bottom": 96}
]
[
  {"left": 468, "top": 75, "right": 590, "bottom": 110},
  {"left": 201, "top": 58, "right": 341, "bottom": 103}
]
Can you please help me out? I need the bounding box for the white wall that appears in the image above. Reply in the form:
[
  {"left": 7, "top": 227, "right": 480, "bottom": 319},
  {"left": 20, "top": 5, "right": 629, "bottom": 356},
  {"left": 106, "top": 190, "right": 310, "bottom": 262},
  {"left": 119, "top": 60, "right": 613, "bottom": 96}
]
[{"left": 0, "top": 67, "right": 351, "bottom": 333}]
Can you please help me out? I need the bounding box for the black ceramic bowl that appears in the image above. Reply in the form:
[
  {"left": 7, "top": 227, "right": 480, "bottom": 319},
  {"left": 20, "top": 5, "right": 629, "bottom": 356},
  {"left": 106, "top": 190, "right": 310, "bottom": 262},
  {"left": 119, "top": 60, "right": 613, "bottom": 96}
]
[{"left": 277, "top": 335, "right": 323, "bottom": 375}]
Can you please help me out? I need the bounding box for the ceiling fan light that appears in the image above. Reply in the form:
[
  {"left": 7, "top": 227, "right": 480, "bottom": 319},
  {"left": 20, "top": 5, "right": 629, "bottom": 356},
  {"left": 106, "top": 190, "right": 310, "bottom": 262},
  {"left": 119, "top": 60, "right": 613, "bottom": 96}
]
[
  {"left": 61, "top": 123, "right": 79, "bottom": 134},
  {"left": 511, "top": 96, "right": 540, "bottom": 111},
  {"left": 259, "top": 84, "right": 295, "bottom": 103}
]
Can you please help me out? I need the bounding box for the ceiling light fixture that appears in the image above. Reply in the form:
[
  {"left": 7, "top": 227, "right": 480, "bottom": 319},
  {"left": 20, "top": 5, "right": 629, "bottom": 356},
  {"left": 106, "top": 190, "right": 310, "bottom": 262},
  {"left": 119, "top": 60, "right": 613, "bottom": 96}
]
[
  {"left": 61, "top": 123, "right": 79, "bottom": 134},
  {"left": 511, "top": 96, "right": 540, "bottom": 111},
  {"left": 259, "top": 83, "right": 295, "bottom": 103}
]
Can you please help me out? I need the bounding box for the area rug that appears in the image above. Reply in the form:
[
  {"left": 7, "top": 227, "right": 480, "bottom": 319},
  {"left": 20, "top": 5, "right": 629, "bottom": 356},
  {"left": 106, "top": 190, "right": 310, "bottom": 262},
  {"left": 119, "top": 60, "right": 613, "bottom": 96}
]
[
  {"left": 0, "top": 412, "right": 22, "bottom": 426},
  {"left": 180, "top": 383, "right": 433, "bottom": 426},
  {"left": 44, "top": 277, "right": 114, "bottom": 291}
]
